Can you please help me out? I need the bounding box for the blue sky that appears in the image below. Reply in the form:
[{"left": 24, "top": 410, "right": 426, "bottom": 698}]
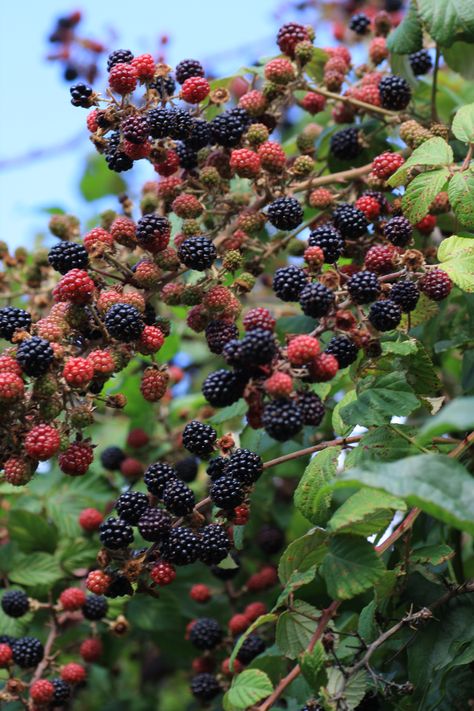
[{"left": 0, "top": 0, "right": 289, "bottom": 247}]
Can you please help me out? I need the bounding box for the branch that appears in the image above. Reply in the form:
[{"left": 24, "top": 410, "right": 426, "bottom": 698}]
[
  {"left": 263, "top": 435, "right": 362, "bottom": 470},
  {"left": 292, "top": 163, "right": 373, "bottom": 192},
  {"left": 306, "top": 85, "right": 399, "bottom": 119},
  {"left": 30, "top": 616, "right": 59, "bottom": 684}
]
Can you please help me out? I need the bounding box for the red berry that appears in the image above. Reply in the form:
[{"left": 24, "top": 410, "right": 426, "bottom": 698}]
[
  {"left": 110, "top": 216, "right": 137, "bottom": 247},
  {"left": 140, "top": 367, "right": 168, "bottom": 402},
  {"left": 126, "top": 428, "right": 150, "bottom": 449},
  {"left": 0, "top": 355, "right": 22, "bottom": 375},
  {"left": 309, "top": 353, "right": 339, "bottom": 381},
  {"left": 192, "top": 656, "right": 215, "bottom": 674},
  {"left": 88, "top": 349, "right": 115, "bottom": 375},
  {"left": 59, "top": 587, "right": 86, "bottom": 611},
  {"left": 86, "top": 570, "right": 111, "bottom": 595},
  {"left": 3, "top": 456, "right": 34, "bottom": 486},
  {"left": 257, "top": 141, "right": 286, "bottom": 173},
  {"left": 0, "top": 643, "right": 13, "bottom": 667},
  {"left": 63, "top": 356, "right": 95, "bottom": 388},
  {"left": 244, "top": 601, "right": 267, "bottom": 622},
  {"left": 308, "top": 188, "right": 333, "bottom": 209},
  {"left": 228, "top": 613, "right": 250, "bottom": 636},
  {"left": 230, "top": 149, "right": 261, "bottom": 178},
  {"left": 150, "top": 562, "right": 176, "bottom": 585},
  {"left": 59, "top": 442, "right": 94, "bottom": 476},
  {"left": 287, "top": 335, "right": 320, "bottom": 365},
  {"left": 80, "top": 637, "right": 103, "bottom": 662},
  {"left": 233, "top": 504, "right": 250, "bottom": 526},
  {"left": 203, "top": 286, "right": 233, "bottom": 312},
  {"left": 364, "top": 244, "right": 397, "bottom": 274},
  {"left": 154, "top": 149, "right": 180, "bottom": 176},
  {"left": 350, "top": 84, "right": 381, "bottom": 108},
  {"left": 172, "top": 194, "right": 203, "bottom": 218},
  {"left": 304, "top": 246, "right": 325, "bottom": 269},
  {"left": 157, "top": 176, "right": 182, "bottom": 200},
  {"left": 264, "top": 58, "right": 295, "bottom": 84},
  {"left": 61, "top": 662, "right": 87, "bottom": 684},
  {"left": 238, "top": 90, "right": 267, "bottom": 117},
  {"left": 109, "top": 63, "right": 137, "bottom": 94},
  {"left": 83, "top": 227, "right": 114, "bottom": 254},
  {"left": 30, "top": 679, "right": 55, "bottom": 704},
  {"left": 419, "top": 269, "right": 452, "bottom": 301},
  {"left": 0, "top": 371, "right": 24, "bottom": 403},
  {"left": 300, "top": 91, "right": 326, "bottom": 114},
  {"left": 369, "top": 37, "right": 389, "bottom": 65},
  {"left": 53, "top": 269, "right": 95, "bottom": 305},
  {"left": 79, "top": 507, "right": 103, "bottom": 532},
  {"left": 131, "top": 53, "right": 155, "bottom": 81},
  {"left": 355, "top": 195, "right": 381, "bottom": 220},
  {"left": 221, "top": 657, "right": 243, "bottom": 675},
  {"left": 137, "top": 326, "right": 165, "bottom": 355},
  {"left": 86, "top": 109, "right": 99, "bottom": 132},
  {"left": 264, "top": 372, "right": 293, "bottom": 397},
  {"left": 190, "top": 584, "right": 211, "bottom": 603},
  {"left": 120, "top": 457, "right": 144, "bottom": 479},
  {"left": 123, "top": 140, "right": 152, "bottom": 160},
  {"left": 25, "top": 424, "right": 61, "bottom": 461},
  {"left": 372, "top": 151, "right": 405, "bottom": 180},
  {"left": 180, "top": 76, "right": 210, "bottom": 103},
  {"left": 243, "top": 307, "right": 275, "bottom": 332},
  {"left": 325, "top": 45, "right": 351, "bottom": 67},
  {"left": 415, "top": 214, "right": 436, "bottom": 234}
]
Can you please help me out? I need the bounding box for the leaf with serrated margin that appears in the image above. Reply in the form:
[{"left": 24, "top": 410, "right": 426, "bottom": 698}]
[
  {"left": 332, "top": 390, "right": 357, "bottom": 436},
  {"left": 418, "top": 396, "right": 474, "bottom": 442},
  {"left": 448, "top": 171, "right": 474, "bottom": 229},
  {"left": 223, "top": 669, "right": 273, "bottom": 710},
  {"left": 386, "top": 1, "right": 423, "bottom": 54},
  {"left": 402, "top": 168, "right": 449, "bottom": 223},
  {"left": 273, "top": 567, "right": 318, "bottom": 610},
  {"left": 452, "top": 103, "right": 474, "bottom": 142},
  {"left": 276, "top": 601, "right": 319, "bottom": 658},
  {"left": 438, "top": 234, "right": 474, "bottom": 291},
  {"left": 418, "top": 0, "right": 474, "bottom": 47},
  {"left": 278, "top": 528, "right": 328, "bottom": 584},
  {"left": 299, "top": 641, "right": 326, "bottom": 689},
  {"left": 340, "top": 372, "right": 420, "bottom": 427},
  {"left": 388, "top": 138, "right": 453, "bottom": 186},
  {"left": 410, "top": 544, "right": 454, "bottom": 565},
  {"left": 321, "top": 536, "right": 385, "bottom": 600},
  {"left": 328, "top": 488, "right": 406, "bottom": 537},
  {"left": 294, "top": 447, "right": 341, "bottom": 525}
]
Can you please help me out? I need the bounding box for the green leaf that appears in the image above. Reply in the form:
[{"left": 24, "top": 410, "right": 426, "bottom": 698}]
[
  {"left": 418, "top": 396, "right": 474, "bottom": 442},
  {"left": 278, "top": 527, "right": 328, "bottom": 584},
  {"left": 437, "top": 234, "right": 474, "bottom": 291},
  {"left": 9, "top": 553, "right": 63, "bottom": 587},
  {"left": 321, "top": 536, "right": 385, "bottom": 600},
  {"left": 223, "top": 669, "right": 273, "bottom": 710},
  {"left": 388, "top": 138, "right": 454, "bottom": 186},
  {"left": 79, "top": 154, "right": 126, "bottom": 201},
  {"left": 410, "top": 544, "right": 454, "bottom": 565},
  {"left": 327, "top": 488, "right": 406, "bottom": 537},
  {"left": 208, "top": 399, "right": 247, "bottom": 424},
  {"left": 358, "top": 601, "right": 378, "bottom": 643},
  {"left": 443, "top": 42, "right": 474, "bottom": 79},
  {"left": 402, "top": 168, "right": 449, "bottom": 223},
  {"left": 386, "top": 1, "right": 423, "bottom": 54},
  {"left": 340, "top": 372, "right": 420, "bottom": 427},
  {"left": 332, "top": 390, "right": 357, "bottom": 436},
  {"left": 0, "top": 606, "right": 29, "bottom": 638},
  {"left": 299, "top": 641, "right": 326, "bottom": 689},
  {"left": 305, "top": 47, "right": 330, "bottom": 83},
  {"left": 229, "top": 614, "right": 278, "bottom": 671},
  {"left": 8, "top": 510, "right": 58, "bottom": 554},
  {"left": 418, "top": 0, "right": 474, "bottom": 47},
  {"left": 448, "top": 172, "right": 474, "bottom": 228},
  {"left": 276, "top": 601, "right": 319, "bottom": 658},
  {"left": 274, "top": 567, "right": 318, "bottom": 609},
  {"left": 452, "top": 103, "right": 474, "bottom": 142},
  {"left": 345, "top": 425, "right": 419, "bottom": 467},
  {"left": 294, "top": 447, "right": 341, "bottom": 525}
]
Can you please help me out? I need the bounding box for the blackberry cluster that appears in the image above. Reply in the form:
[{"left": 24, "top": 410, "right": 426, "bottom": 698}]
[
  {"left": 1, "top": 590, "right": 30, "bottom": 618},
  {"left": 138, "top": 507, "right": 172, "bottom": 541},
  {"left": 82, "top": 595, "right": 108, "bottom": 620},
  {"left": 273, "top": 265, "right": 308, "bottom": 301},
  {"left": 182, "top": 420, "right": 217, "bottom": 457},
  {"left": 326, "top": 336, "right": 359, "bottom": 368},
  {"left": 16, "top": 337, "right": 54, "bottom": 376},
  {"left": 48, "top": 241, "right": 89, "bottom": 274},
  {"left": 333, "top": 203, "right": 368, "bottom": 238},
  {"left": 0, "top": 307, "right": 32, "bottom": 341},
  {"left": 178, "top": 236, "right": 217, "bottom": 271},
  {"left": 99, "top": 516, "right": 134, "bottom": 550},
  {"left": 104, "top": 303, "right": 144, "bottom": 342},
  {"left": 144, "top": 462, "right": 177, "bottom": 496},
  {"left": 299, "top": 282, "right": 335, "bottom": 318},
  {"left": 379, "top": 75, "right": 411, "bottom": 110},
  {"left": 115, "top": 491, "right": 149, "bottom": 524},
  {"left": 267, "top": 197, "right": 303, "bottom": 230},
  {"left": 262, "top": 399, "right": 303, "bottom": 441},
  {"left": 202, "top": 369, "right": 247, "bottom": 407},
  {"left": 330, "top": 128, "right": 362, "bottom": 160},
  {"left": 347, "top": 271, "right": 381, "bottom": 304},
  {"left": 308, "top": 225, "right": 345, "bottom": 263}
]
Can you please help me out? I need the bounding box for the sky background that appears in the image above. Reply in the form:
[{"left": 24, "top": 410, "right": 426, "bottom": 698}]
[{"left": 0, "top": 0, "right": 304, "bottom": 248}]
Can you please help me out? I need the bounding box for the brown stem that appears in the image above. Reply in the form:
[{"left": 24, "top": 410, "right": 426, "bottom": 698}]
[
  {"left": 306, "top": 84, "right": 399, "bottom": 118},
  {"left": 30, "top": 617, "right": 59, "bottom": 684},
  {"left": 263, "top": 435, "right": 362, "bottom": 470},
  {"left": 292, "top": 163, "right": 373, "bottom": 192}
]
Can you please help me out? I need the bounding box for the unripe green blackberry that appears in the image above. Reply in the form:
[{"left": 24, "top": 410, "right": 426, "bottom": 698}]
[{"left": 222, "top": 250, "right": 243, "bottom": 271}]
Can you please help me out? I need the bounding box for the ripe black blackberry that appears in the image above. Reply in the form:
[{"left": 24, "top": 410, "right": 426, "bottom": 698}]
[
  {"left": 390, "top": 281, "right": 420, "bottom": 312},
  {"left": 100, "top": 446, "right": 125, "bottom": 471},
  {"left": 205, "top": 320, "right": 239, "bottom": 354},
  {"left": 162, "top": 479, "right": 196, "bottom": 515},
  {"left": 136, "top": 214, "right": 170, "bottom": 247},
  {"left": 236, "top": 634, "right": 266, "bottom": 664},
  {"left": 143, "top": 302, "right": 158, "bottom": 326},
  {"left": 0, "top": 307, "right": 32, "bottom": 341},
  {"left": 206, "top": 456, "right": 228, "bottom": 481},
  {"left": 186, "top": 118, "right": 212, "bottom": 150},
  {"left": 296, "top": 391, "right": 325, "bottom": 426},
  {"left": 121, "top": 114, "right": 149, "bottom": 144},
  {"left": 161, "top": 526, "right": 201, "bottom": 565},
  {"left": 190, "top": 617, "right": 223, "bottom": 650},
  {"left": 349, "top": 13, "right": 371, "bottom": 34},
  {"left": 168, "top": 108, "right": 194, "bottom": 140},
  {"left": 257, "top": 524, "right": 285, "bottom": 554},
  {"left": 308, "top": 224, "right": 344, "bottom": 263},
  {"left": 106, "top": 574, "right": 134, "bottom": 598},
  {"left": 99, "top": 516, "right": 134, "bottom": 550},
  {"left": 225, "top": 448, "right": 263, "bottom": 485},
  {"left": 175, "top": 456, "right": 199, "bottom": 483},
  {"left": 202, "top": 369, "right": 247, "bottom": 407},
  {"left": 199, "top": 524, "right": 231, "bottom": 565},
  {"left": 225, "top": 329, "right": 278, "bottom": 368},
  {"left": 52, "top": 679, "right": 71, "bottom": 703},
  {"left": 0, "top": 635, "right": 14, "bottom": 645},
  {"left": 1, "top": 590, "right": 29, "bottom": 618},
  {"left": 330, "top": 128, "right": 363, "bottom": 160},
  {"left": 210, "top": 475, "right": 245, "bottom": 509},
  {"left": 175, "top": 141, "right": 198, "bottom": 170},
  {"left": 105, "top": 132, "right": 134, "bottom": 172},
  {"left": 267, "top": 197, "right": 303, "bottom": 231},
  {"left": 70, "top": 82, "right": 93, "bottom": 107},
  {"left": 379, "top": 75, "right": 411, "bottom": 110},
  {"left": 369, "top": 300, "right": 402, "bottom": 331},
  {"left": 82, "top": 595, "right": 108, "bottom": 620},
  {"left": 115, "top": 491, "right": 149, "bottom": 524},
  {"left": 147, "top": 107, "right": 175, "bottom": 139},
  {"left": 183, "top": 420, "right": 217, "bottom": 457},
  {"left": 326, "top": 335, "right": 359, "bottom": 368},
  {"left": 48, "top": 241, "right": 89, "bottom": 274},
  {"left": 144, "top": 462, "right": 177, "bottom": 496},
  {"left": 299, "top": 282, "right": 335, "bottom": 318},
  {"left": 151, "top": 74, "right": 176, "bottom": 98},
  {"left": 11, "top": 637, "right": 44, "bottom": 668},
  {"left": 175, "top": 58, "right": 205, "bottom": 84},
  {"left": 383, "top": 216, "right": 412, "bottom": 247},
  {"left": 107, "top": 49, "right": 134, "bottom": 71},
  {"left": 178, "top": 236, "right": 217, "bottom": 271},
  {"left": 347, "top": 271, "right": 381, "bottom": 304},
  {"left": 409, "top": 49, "right": 433, "bottom": 76},
  {"left": 16, "top": 336, "right": 54, "bottom": 376},
  {"left": 138, "top": 507, "right": 172, "bottom": 541},
  {"left": 262, "top": 399, "right": 303, "bottom": 441},
  {"left": 273, "top": 265, "right": 308, "bottom": 301},
  {"left": 104, "top": 303, "right": 144, "bottom": 342},
  {"left": 210, "top": 108, "right": 250, "bottom": 147},
  {"left": 333, "top": 203, "right": 368, "bottom": 239},
  {"left": 190, "top": 673, "right": 221, "bottom": 702}
]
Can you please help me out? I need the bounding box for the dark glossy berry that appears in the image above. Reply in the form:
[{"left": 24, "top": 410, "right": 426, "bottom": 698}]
[
  {"left": 350, "top": 13, "right": 371, "bottom": 34},
  {"left": 186, "top": 118, "right": 212, "bottom": 150},
  {"left": 379, "top": 75, "right": 411, "bottom": 110},
  {"left": 144, "top": 462, "right": 177, "bottom": 497},
  {"left": 409, "top": 49, "right": 433, "bottom": 75},
  {"left": 419, "top": 269, "right": 453, "bottom": 301},
  {"left": 137, "top": 507, "right": 172, "bottom": 541},
  {"left": 210, "top": 476, "right": 245, "bottom": 509},
  {"left": 210, "top": 108, "right": 250, "bottom": 147},
  {"left": 383, "top": 216, "right": 412, "bottom": 247},
  {"left": 190, "top": 673, "right": 221, "bottom": 701},
  {"left": 325, "top": 335, "right": 359, "bottom": 368},
  {"left": 205, "top": 320, "right": 239, "bottom": 354},
  {"left": 0, "top": 307, "right": 31, "bottom": 341},
  {"left": 16, "top": 337, "right": 54, "bottom": 377},
  {"left": 183, "top": 420, "right": 217, "bottom": 457},
  {"left": 225, "top": 449, "right": 263, "bottom": 485},
  {"left": 147, "top": 108, "right": 175, "bottom": 139},
  {"left": 236, "top": 634, "right": 266, "bottom": 664},
  {"left": 202, "top": 369, "right": 247, "bottom": 407},
  {"left": 273, "top": 265, "right": 308, "bottom": 301},
  {"left": 199, "top": 524, "right": 231, "bottom": 565},
  {"left": 178, "top": 236, "right": 217, "bottom": 271},
  {"left": 107, "top": 49, "right": 134, "bottom": 71},
  {"left": 99, "top": 516, "right": 134, "bottom": 550},
  {"left": 347, "top": 271, "right": 381, "bottom": 304},
  {"left": 100, "top": 446, "right": 125, "bottom": 471},
  {"left": 333, "top": 203, "right": 368, "bottom": 239},
  {"left": 52, "top": 678, "right": 71, "bottom": 703},
  {"left": 70, "top": 82, "right": 93, "bottom": 107},
  {"left": 296, "top": 391, "right": 325, "bottom": 426},
  {"left": 175, "top": 141, "right": 198, "bottom": 170},
  {"left": 262, "top": 399, "right": 303, "bottom": 441},
  {"left": 104, "top": 131, "right": 134, "bottom": 172},
  {"left": 48, "top": 242, "right": 89, "bottom": 275},
  {"left": 136, "top": 214, "right": 170, "bottom": 247},
  {"left": 121, "top": 114, "right": 149, "bottom": 144},
  {"left": 115, "top": 491, "right": 149, "bottom": 524},
  {"left": 151, "top": 74, "right": 176, "bottom": 98},
  {"left": 369, "top": 300, "right": 402, "bottom": 331},
  {"left": 390, "top": 281, "right": 420, "bottom": 312},
  {"left": 277, "top": 22, "right": 310, "bottom": 58},
  {"left": 82, "top": 595, "right": 108, "bottom": 620},
  {"left": 190, "top": 618, "right": 223, "bottom": 650},
  {"left": 175, "top": 456, "right": 199, "bottom": 483},
  {"left": 308, "top": 224, "right": 345, "bottom": 263},
  {"left": 299, "top": 282, "right": 335, "bottom": 318},
  {"left": 104, "top": 303, "right": 144, "bottom": 342},
  {"left": 257, "top": 524, "right": 285, "bottom": 554},
  {"left": 175, "top": 59, "right": 205, "bottom": 84},
  {"left": 162, "top": 479, "right": 196, "bottom": 515},
  {"left": 11, "top": 637, "right": 44, "bottom": 668},
  {"left": 1, "top": 590, "right": 29, "bottom": 618},
  {"left": 161, "top": 526, "right": 201, "bottom": 565},
  {"left": 267, "top": 197, "right": 303, "bottom": 230},
  {"left": 224, "top": 329, "right": 278, "bottom": 368},
  {"left": 206, "top": 456, "right": 228, "bottom": 481},
  {"left": 168, "top": 108, "right": 194, "bottom": 140},
  {"left": 330, "top": 128, "right": 362, "bottom": 160}
]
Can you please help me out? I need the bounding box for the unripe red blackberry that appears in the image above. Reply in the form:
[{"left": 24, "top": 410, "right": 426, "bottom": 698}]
[
  {"left": 60, "top": 662, "right": 86, "bottom": 684},
  {"left": 109, "top": 62, "right": 138, "bottom": 94},
  {"left": 53, "top": 269, "right": 95, "bottom": 305},
  {"left": 30, "top": 679, "right": 55, "bottom": 704},
  {"left": 415, "top": 214, "right": 436, "bottom": 235},
  {"left": 190, "top": 584, "right": 211, "bottom": 603},
  {"left": 257, "top": 141, "right": 286, "bottom": 173},
  {"left": 239, "top": 90, "right": 267, "bottom": 117},
  {"left": 79, "top": 507, "right": 103, "bottom": 532},
  {"left": 369, "top": 37, "right": 389, "bottom": 65},
  {"left": 58, "top": 442, "right": 94, "bottom": 476},
  {"left": 131, "top": 53, "right": 156, "bottom": 81},
  {"left": 264, "top": 58, "right": 295, "bottom": 84},
  {"left": 0, "top": 371, "right": 24, "bottom": 403},
  {"left": 137, "top": 325, "right": 165, "bottom": 355},
  {"left": 86, "top": 570, "right": 111, "bottom": 595},
  {"left": 180, "top": 76, "right": 210, "bottom": 103},
  {"left": 150, "top": 562, "right": 176, "bottom": 585},
  {"left": 419, "top": 269, "right": 452, "bottom": 301},
  {"left": 3, "top": 456, "right": 35, "bottom": 486},
  {"left": 300, "top": 91, "right": 326, "bottom": 114},
  {"left": 365, "top": 244, "right": 396, "bottom": 274},
  {"left": 230, "top": 148, "right": 261, "bottom": 178},
  {"left": 372, "top": 151, "right": 405, "bottom": 179},
  {"left": 264, "top": 371, "right": 293, "bottom": 397},
  {"left": 80, "top": 637, "right": 103, "bottom": 662},
  {"left": 63, "top": 356, "right": 95, "bottom": 388},
  {"left": 355, "top": 195, "right": 381, "bottom": 220},
  {"left": 24, "top": 423, "right": 61, "bottom": 461},
  {"left": 287, "top": 335, "right": 320, "bottom": 365},
  {"left": 308, "top": 352, "right": 339, "bottom": 382},
  {"left": 59, "top": 587, "right": 86, "bottom": 611}
]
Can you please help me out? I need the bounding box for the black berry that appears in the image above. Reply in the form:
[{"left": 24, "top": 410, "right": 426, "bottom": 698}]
[
  {"left": 190, "top": 673, "right": 221, "bottom": 702},
  {"left": 52, "top": 678, "right": 71, "bottom": 703},
  {"left": 273, "top": 265, "right": 308, "bottom": 301},
  {"left": 325, "top": 335, "right": 359, "bottom": 368},
  {"left": 330, "top": 128, "right": 362, "bottom": 160},
  {"left": 262, "top": 399, "right": 303, "bottom": 441},
  {"left": 175, "top": 59, "right": 205, "bottom": 84},
  {"left": 100, "top": 446, "right": 125, "bottom": 471},
  {"left": 210, "top": 108, "right": 250, "bottom": 147},
  {"left": 182, "top": 420, "right": 217, "bottom": 457},
  {"left": 299, "top": 282, "right": 335, "bottom": 318},
  {"left": 333, "top": 203, "right": 368, "bottom": 239},
  {"left": 82, "top": 595, "right": 108, "bottom": 620},
  {"left": 162, "top": 479, "right": 196, "bottom": 515},
  {"left": 369, "top": 300, "right": 402, "bottom": 331},
  {"left": 107, "top": 49, "right": 134, "bottom": 71},
  {"left": 175, "top": 457, "right": 199, "bottom": 483},
  {"left": 209, "top": 476, "right": 245, "bottom": 509},
  {"left": 190, "top": 618, "right": 223, "bottom": 650},
  {"left": 1, "top": 590, "right": 29, "bottom": 618},
  {"left": 16, "top": 337, "right": 54, "bottom": 377},
  {"left": 349, "top": 13, "right": 371, "bottom": 34},
  {"left": 0, "top": 307, "right": 31, "bottom": 341},
  {"left": 236, "top": 634, "right": 266, "bottom": 664},
  {"left": 202, "top": 369, "right": 247, "bottom": 407},
  {"left": 115, "top": 491, "right": 149, "bottom": 524},
  {"left": 199, "top": 524, "right": 231, "bottom": 565},
  {"left": 225, "top": 449, "right": 263, "bottom": 485},
  {"left": 383, "top": 216, "right": 413, "bottom": 247},
  {"left": 99, "top": 516, "right": 134, "bottom": 550},
  {"left": 11, "top": 637, "right": 44, "bottom": 668},
  {"left": 296, "top": 391, "right": 325, "bottom": 426},
  {"left": 136, "top": 214, "right": 170, "bottom": 247},
  {"left": 48, "top": 242, "right": 89, "bottom": 274},
  {"left": 70, "top": 82, "right": 93, "bottom": 108},
  {"left": 379, "top": 75, "right": 411, "bottom": 111},
  {"left": 267, "top": 197, "right": 303, "bottom": 231},
  {"left": 137, "top": 507, "right": 172, "bottom": 541},
  {"left": 144, "top": 462, "right": 177, "bottom": 497},
  {"left": 178, "top": 236, "right": 217, "bottom": 271},
  {"left": 308, "top": 224, "right": 345, "bottom": 263},
  {"left": 390, "top": 281, "right": 420, "bottom": 312},
  {"left": 104, "top": 303, "right": 144, "bottom": 342},
  {"left": 205, "top": 320, "right": 239, "bottom": 354},
  {"left": 121, "top": 114, "right": 149, "bottom": 144},
  {"left": 409, "top": 49, "right": 433, "bottom": 76},
  {"left": 347, "top": 271, "right": 381, "bottom": 304},
  {"left": 161, "top": 526, "right": 201, "bottom": 565}
]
